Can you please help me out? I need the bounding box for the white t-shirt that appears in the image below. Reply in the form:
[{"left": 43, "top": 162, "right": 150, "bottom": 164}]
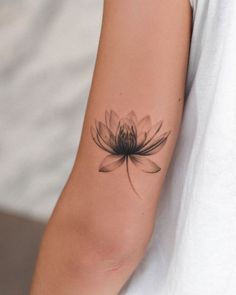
[{"left": 121, "top": 0, "right": 236, "bottom": 294}]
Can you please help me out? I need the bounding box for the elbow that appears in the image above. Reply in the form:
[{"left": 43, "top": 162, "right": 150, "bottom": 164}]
[{"left": 58, "top": 215, "right": 149, "bottom": 275}]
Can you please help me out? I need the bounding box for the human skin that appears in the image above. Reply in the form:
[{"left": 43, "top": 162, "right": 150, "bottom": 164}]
[{"left": 30, "top": 1, "right": 192, "bottom": 294}]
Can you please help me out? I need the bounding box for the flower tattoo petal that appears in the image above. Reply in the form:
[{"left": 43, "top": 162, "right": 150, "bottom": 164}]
[
  {"left": 129, "top": 155, "right": 161, "bottom": 173},
  {"left": 90, "top": 110, "right": 171, "bottom": 198},
  {"left": 99, "top": 155, "right": 125, "bottom": 172},
  {"left": 138, "top": 131, "right": 171, "bottom": 155}
]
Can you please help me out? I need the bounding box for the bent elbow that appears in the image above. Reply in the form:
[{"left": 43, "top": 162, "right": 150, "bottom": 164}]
[{"left": 59, "top": 216, "right": 149, "bottom": 276}]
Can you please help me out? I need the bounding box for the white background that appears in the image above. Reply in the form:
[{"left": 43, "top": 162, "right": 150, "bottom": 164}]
[{"left": 0, "top": 0, "right": 103, "bottom": 221}]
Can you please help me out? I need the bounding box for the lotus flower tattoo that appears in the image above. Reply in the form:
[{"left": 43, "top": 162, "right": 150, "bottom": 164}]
[{"left": 90, "top": 110, "right": 171, "bottom": 198}]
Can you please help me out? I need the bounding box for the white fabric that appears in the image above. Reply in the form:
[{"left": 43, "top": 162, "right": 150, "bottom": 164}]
[
  {"left": 0, "top": 0, "right": 103, "bottom": 220},
  {"left": 121, "top": 0, "right": 236, "bottom": 294},
  {"left": 189, "top": 0, "right": 195, "bottom": 8}
]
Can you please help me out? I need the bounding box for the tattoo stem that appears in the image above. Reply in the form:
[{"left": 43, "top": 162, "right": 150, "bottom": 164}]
[{"left": 125, "top": 156, "right": 143, "bottom": 199}]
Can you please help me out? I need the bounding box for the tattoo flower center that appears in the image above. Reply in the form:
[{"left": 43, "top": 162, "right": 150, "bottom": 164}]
[{"left": 90, "top": 110, "right": 171, "bottom": 198}]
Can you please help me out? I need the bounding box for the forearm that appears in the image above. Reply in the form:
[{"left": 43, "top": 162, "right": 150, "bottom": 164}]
[
  {"left": 30, "top": 170, "right": 152, "bottom": 295},
  {"left": 30, "top": 159, "right": 163, "bottom": 295},
  {"left": 30, "top": 0, "right": 192, "bottom": 294}
]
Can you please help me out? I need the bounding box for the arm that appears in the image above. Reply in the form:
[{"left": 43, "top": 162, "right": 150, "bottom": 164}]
[{"left": 30, "top": 1, "right": 192, "bottom": 294}]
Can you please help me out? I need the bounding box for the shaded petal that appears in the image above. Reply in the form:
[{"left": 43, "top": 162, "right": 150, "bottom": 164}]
[
  {"left": 126, "top": 110, "right": 138, "bottom": 124},
  {"left": 139, "top": 131, "right": 171, "bottom": 155},
  {"left": 99, "top": 155, "right": 125, "bottom": 172},
  {"left": 137, "top": 115, "right": 152, "bottom": 133},
  {"left": 120, "top": 116, "right": 138, "bottom": 138},
  {"left": 90, "top": 126, "right": 104, "bottom": 149},
  {"left": 91, "top": 126, "right": 114, "bottom": 153},
  {"left": 136, "top": 131, "right": 147, "bottom": 147},
  {"left": 96, "top": 134, "right": 115, "bottom": 153},
  {"left": 137, "top": 120, "right": 163, "bottom": 151},
  {"left": 144, "top": 120, "right": 163, "bottom": 144},
  {"left": 109, "top": 110, "right": 120, "bottom": 133},
  {"left": 96, "top": 121, "right": 116, "bottom": 148},
  {"left": 105, "top": 110, "right": 110, "bottom": 127},
  {"left": 114, "top": 121, "right": 121, "bottom": 142},
  {"left": 129, "top": 155, "right": 161, "bottom": 173},
  {"left": 136, "top": 121, "right": 162, "bottom": 150}
]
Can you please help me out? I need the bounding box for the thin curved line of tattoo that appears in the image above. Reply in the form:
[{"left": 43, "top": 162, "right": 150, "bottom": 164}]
[{"left": 125, "top": 156, "right": 142, "bottom": 199}]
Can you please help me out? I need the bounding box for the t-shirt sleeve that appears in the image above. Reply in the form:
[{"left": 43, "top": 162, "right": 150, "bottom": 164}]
[{"left": 189, "top": 0, "right": 195, "bottom": 9}]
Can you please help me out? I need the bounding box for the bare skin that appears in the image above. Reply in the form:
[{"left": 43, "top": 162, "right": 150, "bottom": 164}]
[{"left": 30, "top": 1, "right": 192, "bottom": 294}]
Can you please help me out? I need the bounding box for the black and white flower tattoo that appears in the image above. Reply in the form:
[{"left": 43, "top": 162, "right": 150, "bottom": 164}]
[{"left": 90, "top": 110, "right": 171, "bottom": 198}]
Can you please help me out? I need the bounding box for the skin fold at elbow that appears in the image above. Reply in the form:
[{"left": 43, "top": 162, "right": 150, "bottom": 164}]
[{"left": 41, "top": 203, "right": 151, "bottom": 279}]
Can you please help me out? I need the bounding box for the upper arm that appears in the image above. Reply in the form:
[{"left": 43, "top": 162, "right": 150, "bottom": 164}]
[
  {"left": 61, "top": 0, "right": 192, "bottom": 267},
  {"left": 30, "top": 2, "right": 192, "bottom": 294}
]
